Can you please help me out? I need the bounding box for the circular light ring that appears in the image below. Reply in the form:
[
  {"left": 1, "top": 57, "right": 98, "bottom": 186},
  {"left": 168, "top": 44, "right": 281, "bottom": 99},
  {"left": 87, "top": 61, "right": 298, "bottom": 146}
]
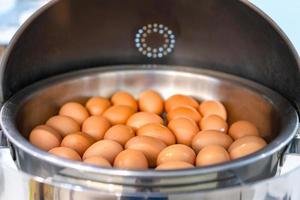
[{"left": 135, "top": 23, "right": 176, "bottom": 58}]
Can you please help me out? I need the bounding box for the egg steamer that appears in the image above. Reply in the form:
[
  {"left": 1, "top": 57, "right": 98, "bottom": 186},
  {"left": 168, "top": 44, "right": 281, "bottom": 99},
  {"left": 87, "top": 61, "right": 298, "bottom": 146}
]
[{"left": 0, "top": 0, "right": 300, "bottom": 199}]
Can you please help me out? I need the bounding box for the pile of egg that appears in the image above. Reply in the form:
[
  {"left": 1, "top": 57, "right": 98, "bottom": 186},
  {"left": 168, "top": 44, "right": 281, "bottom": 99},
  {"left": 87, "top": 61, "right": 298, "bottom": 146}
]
[{"left": 29, "top": 90, "right": 267, "bottom": 170}]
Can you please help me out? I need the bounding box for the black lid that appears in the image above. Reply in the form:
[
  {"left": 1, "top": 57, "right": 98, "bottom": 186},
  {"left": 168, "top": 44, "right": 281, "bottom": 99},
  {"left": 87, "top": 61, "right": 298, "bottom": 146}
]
[{"left": 1, "top": 0, "right": 299, "bottom": 109}]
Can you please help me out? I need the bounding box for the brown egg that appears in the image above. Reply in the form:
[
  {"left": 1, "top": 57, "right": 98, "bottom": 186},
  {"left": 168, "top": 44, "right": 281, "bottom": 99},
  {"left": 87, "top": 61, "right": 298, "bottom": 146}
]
[
  {"left": 200, "top": 115, "right": 228, "bottom": 133},
  {"left": 104, "top": 125, "right": 135, "bottom": 146},
  {"left": 228, "top": 120, "right": 259, "bottom": 140},
  {"left": 82, "top": 116, "right": 111, "bottom": 140},
  {"left": 59, "top": 102, "right": 89, "bottom": 124},
  {"left": 61, "top": 132, "right": 94, "bottom": 156},
  {"left": 29, "top": 125, "right": 62, "bottom": 151},
  {"left": 167, "top": 117, "right": 199, "bottom": 146},
  {"left": 46, "top": 115, "right": 80, "bottom": 137},
  {"left": 83, "top": 156, "right": 112, "bottom": 167},
  {"left": 196, "top": 145, "right": 230, "bottom": 166},
  {"left": 156, "top": 161, "right": 194, "bottom": 170},
  {"left": 125, "top": 136, "right": 166, "bottom": 167},
  {"left": 139, "top": 90, "right": 164, "bottom": 115},
  {"left": 48, "top": 147, "right": 81, "bottom": 161},
  {"left": 192, "top": 130, "right": 233, "bottom": 153},
  {"left": 137, "top": 123, "right": 176, "bottom": 146},
  {"left": 103, "top": 105, "right": 135, "bottom": 125},
  {"left": 157, "top": 144, "right": 196, "bottom": 165},
  {"left": 83, "top": 139, "right": 123, "bottom": 164},
  {"left": 198, "top": 100, "right": 227, "bottom": 120},
  {"left": 85, "top": 96, "right": 111, "bottom": 116},
  {"left": 228, "top": 136, "right": 267, "bottom": 160},
  {"left": 114, "top": 149, "right": 148, "bottom": 170},
  {"left": 111, "top": 91, "right": 138, "bottom": 111},
  {"left": 126, "top": 112, "right": 163, "bottom": 130},
  {"left": 167, "top": 105, "right": 202, "bottom": 123},
  {"left": 165, "top": 94, "right": 199, "bottom": 113}
]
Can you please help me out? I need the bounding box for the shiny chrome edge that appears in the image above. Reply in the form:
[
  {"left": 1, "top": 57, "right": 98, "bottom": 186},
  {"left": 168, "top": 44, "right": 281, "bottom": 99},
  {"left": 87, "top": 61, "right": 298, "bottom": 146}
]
[
  {"left": 0, "top": 0, "right": 59, "bottom": 103},
  {"left": 0, "top": 65, "right": 298, "bottom": 179},
  {"left": 241, "top": 0, "right": 300, "bottom": 111}
]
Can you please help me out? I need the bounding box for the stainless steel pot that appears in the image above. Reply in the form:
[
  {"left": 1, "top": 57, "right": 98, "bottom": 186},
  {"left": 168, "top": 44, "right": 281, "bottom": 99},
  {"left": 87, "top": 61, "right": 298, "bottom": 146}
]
[
  {"left": 0, "top": 65, "right": 298, "bottom": 193},
  {"left": 0, "top": 0, "right": 300, "bottom": 199}
]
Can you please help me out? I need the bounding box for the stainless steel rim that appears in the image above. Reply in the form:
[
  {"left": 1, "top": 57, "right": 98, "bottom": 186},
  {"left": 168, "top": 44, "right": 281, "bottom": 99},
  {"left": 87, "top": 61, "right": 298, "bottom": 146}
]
[{"left": 0, "top": 65, "right": 298, "bottom": 179}]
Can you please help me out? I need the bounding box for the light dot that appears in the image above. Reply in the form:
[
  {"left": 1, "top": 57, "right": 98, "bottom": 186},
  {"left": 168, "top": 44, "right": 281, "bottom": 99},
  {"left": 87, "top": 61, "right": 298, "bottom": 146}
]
[
  {"left": 141, "top": 38, "right": 145, "bottom": 43},
  {"left": 147, "top": 52, "right": 152, "bottom": 57},
  {"left": 143, "top": 43, "right": 147, "bottom": 47},
  {"left": 167, "top": 48, "right": 172, "bottom": 53},
  {"left": 171, "top": 39, "right": 175, "bottom": 44},
  {"left": 135, "top": 38, "right": 140, "bottom": 43},
  {"left": 158, "top": 53, "right": 163, "bottom": 57},
  {"left": 138, "top": 47, "right": 143, "bottom": 52},
  {"left": 147, "top": 47, "right": 152, "bottom": 51},
  {"left": 163, "top": 51, "right": 168, "bottom": 55},
  {"left": 153, "top": 48, "right": 157, "bottom": 53},
  {"left": 153, "top": 54, "right": 157, "bottom": 58},
  {"left": 168, "top": 30, "right": 172, "bottom": 34},
  {"left": 153, "top": 23, "right": 158, "bottom": 27},
  {"left": 165, "top": 39, "right": 169, "bottom": 43},
  {"left": 163, "top": 34, "right": 168, "bottom": 38},
  {"left": 142, "top": 51, "right": 147, "bottom": 55},
  {"left": 159, "top": 24, "right": 163, "bottom": 28},
  {"left": 143, "top": 26, "right": 147, "bottom": 30},
  {"left": 159, "top": 47, "right": 163, "bottom": 52},
  {"left": 170, "top": 35, "right": 175, "bottom": 39},
  {"left": 170, "top": 44, "right": 174, "bottom": 48},
  {"left": 163, "top": 44, "right": 168, "bottom": 48},
  {"left": 148, "top": 24, "right": 152, "bottom": 28},
  {"left": 136, "top": 43, "right": 141, "bottom": 48},
  {"left": 138, "top": 29, "right": 143, "bottom": 34},
  {"left": 164, "top": 27, "right": 168, "bottom": 30},
  {"left": 153, "top": 28, "right": 158, "bottom": 32},
  {"left": 143, "top": 33, "right": 147, "bottom": 37},
  {"left": 159, "top": 30, "right": 164, "bottom": 34},
  {"left": 147, "top": 29, "right": 152, "bottom": 34},
  {"left": 136, "top": 34, "right": 140, "bottom": 38}
]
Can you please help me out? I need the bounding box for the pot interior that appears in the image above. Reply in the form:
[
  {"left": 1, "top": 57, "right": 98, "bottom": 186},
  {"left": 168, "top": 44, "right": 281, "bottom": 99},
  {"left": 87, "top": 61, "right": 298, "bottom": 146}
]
[{"left": 16, "top": 66, "right": 284, "bottom": 142}]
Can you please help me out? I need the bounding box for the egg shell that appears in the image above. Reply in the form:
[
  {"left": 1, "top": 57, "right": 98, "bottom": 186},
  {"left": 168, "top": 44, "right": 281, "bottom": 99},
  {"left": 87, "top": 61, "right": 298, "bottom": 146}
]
[
  {"left": 85, "top": 96, "right": 111, "bottom": 116},
  {"left": 104, "top": 125, "right": 135, "bottom": 146},
  {"left": 167, "top": 105, "right": 202, "bottom": 123},
  {"left": 137, "top": 123, "right": 176, "bottom": 146},
  {"left": 82, "top": 116, "right": 111, "bottom": 140},
  {"left": 126, "top": 112, "right": 164, "bottom": 130},
  {"left": 200, "top": 115, "right": 228, "bottom": 133},
  {"left": 156, "top": 161, "right": 194, "bottom": 170},
  {"left": 196, "top": 145, "right": 230, "bottom": 166},
  {"left": 83, "top": 156, "right": 112, "bottom": 167},
  {"left": 59, "top": 102, "right": 89, "bottom": 124},
  {"left": 157, "top": 144, "right": 196, "bottom": 165},
  {"left": 168, "top": 117, "right": 199, "bottom": 146},
  {"left": 192, "top": 130, "right": 233, "bottom": 153},
  {"left": 48, "top": 146, "right": 81, "bottom": 161},
  {"left": 125, "top": 136, "right": 166, "bottom": 167},
  {"left": 198, "top": 100, "right": 227, "bottom": 120},
  {"left": 228, "top": 120, "right": 260, "bottom": 140},
  {"left": 228, "top": 136, "right": 267, "bottom": 160},
  {"left": 46, "top": 115, "right": 80, "bottom": 137},
  {"left": 83, "top": 139, "right": 123, "bottom": 164},
  {"left": 29, "top": 125, "right": 62, "bottom": 151},
  {"left": 165, "top": 94, "right": 199, "bottom": 113},
  {"left": 111, "top": 91, "right": 138, "bottom": 111},
  {"left": 114, "top": 149, "right": 148, "bottom": 170},
  {"left": 61, "top": 132, "right": 95, "bottom": 156},
  {"left": 139, "top": 90, "right": 164, "bottom": 115},
  {"left": 103, "top": 105, "right": 136, "bottom": 125}
]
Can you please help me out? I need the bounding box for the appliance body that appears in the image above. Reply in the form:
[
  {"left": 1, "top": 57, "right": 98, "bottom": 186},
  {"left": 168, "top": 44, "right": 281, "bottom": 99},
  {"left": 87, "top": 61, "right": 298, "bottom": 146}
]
[{"left": 0, "top": 0, "right": 300, "bottom": 199}]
